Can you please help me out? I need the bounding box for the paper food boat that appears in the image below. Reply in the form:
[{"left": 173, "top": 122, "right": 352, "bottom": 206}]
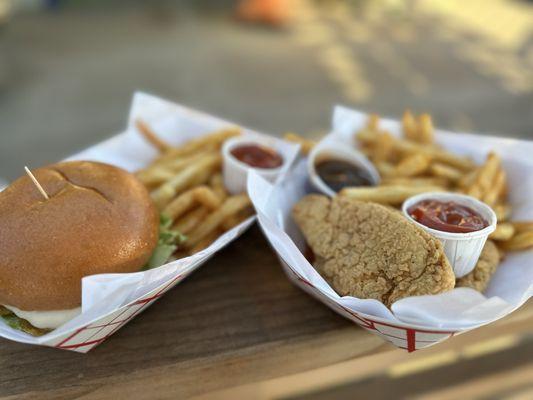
[
  {"left": 248, "top": 106, "right": 533, "bottom": 352},
  {"left": 0, "top": 92, "right": 299, "bottom": 353}
]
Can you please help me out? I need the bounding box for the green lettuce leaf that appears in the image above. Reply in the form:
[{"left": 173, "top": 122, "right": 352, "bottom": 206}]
[
  {"left": 0, "top": 306, "right": 50, "bottom": 336},
  {"left": 144, "top": 214, "right": 186, "bottom": 270}
]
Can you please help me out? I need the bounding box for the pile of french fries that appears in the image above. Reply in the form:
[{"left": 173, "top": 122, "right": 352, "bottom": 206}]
[
  {"left": 135, "top": 120, "right": 253, "bottom": 257},
  {"left": 285, "top": 111, "right": 533, "bottom": 253}
]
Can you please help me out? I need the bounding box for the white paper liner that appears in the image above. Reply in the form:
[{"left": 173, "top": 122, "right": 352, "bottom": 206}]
[
  {"left": 0, "top": 92, "right": 300, "bottom": 352},
  {"left": 248, "top": 105, "right": 533, "bottom": 351}
]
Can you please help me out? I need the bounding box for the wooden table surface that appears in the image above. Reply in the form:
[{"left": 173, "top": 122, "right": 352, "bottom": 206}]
[{"left": 0, "top": 226, "right": 531, "bottom": 400}]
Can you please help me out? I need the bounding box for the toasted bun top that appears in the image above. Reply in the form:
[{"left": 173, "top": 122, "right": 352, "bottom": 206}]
[{"left": 0, "top": 161, "right": 159, "bottom": 311}]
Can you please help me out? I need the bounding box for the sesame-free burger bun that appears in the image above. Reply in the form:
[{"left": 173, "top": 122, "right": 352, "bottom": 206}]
[{"left": 0, "top": 161, "right": 159, "bottom": 311}]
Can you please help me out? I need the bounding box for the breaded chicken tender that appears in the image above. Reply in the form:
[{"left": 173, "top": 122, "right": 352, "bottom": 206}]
[
  {"left": 292, "top": 195, "right": 455, "bottom": 306},
  {"left": 456, "top": 240, "right": 500, "bottom": 292}
]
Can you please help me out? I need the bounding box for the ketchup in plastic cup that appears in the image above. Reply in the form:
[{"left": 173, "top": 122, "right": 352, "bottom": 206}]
[
  {"left": 222, "top": 136, "right": 285, "bottom": 194},
  {"left": 230, "top": 144, "right": 283, "bottom": 169},
  {"left": 402, "top": 193, "right": 497, "bottom": 278},
  {"left": 408, "top": 199, "right": 489, "bottom": 234}
]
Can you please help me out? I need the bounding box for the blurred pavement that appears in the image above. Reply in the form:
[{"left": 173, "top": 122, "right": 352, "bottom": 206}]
[{"left": 0, "top": 0, "right": 531, "bottom": 180}]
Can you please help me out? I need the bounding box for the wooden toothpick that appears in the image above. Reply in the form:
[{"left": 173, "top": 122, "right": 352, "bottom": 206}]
[{"left": 24, "top": 166, "right": 49, "bottom": 200}]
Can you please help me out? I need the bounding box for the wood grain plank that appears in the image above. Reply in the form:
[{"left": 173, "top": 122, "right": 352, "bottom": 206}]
[{"left": 191, "top": 307, "right": 533, "bottom": 400}]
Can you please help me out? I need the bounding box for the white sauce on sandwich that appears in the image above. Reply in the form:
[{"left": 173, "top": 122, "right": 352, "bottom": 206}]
[{"left": 4, "top": 305, "right": 81, "bottom": 329}]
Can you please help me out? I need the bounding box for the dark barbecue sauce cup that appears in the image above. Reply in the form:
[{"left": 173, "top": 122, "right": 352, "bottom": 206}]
[
  {"left": 307, "top": 141, "right": 380, "bottom": 197},
  {"left": 315, "top": 159, "right": 375, "bottom": 193}
]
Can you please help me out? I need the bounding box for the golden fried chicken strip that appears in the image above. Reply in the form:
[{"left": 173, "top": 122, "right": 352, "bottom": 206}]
[
  {"left": 292, "top": 195, "right": 455, "bottom": 306},
  {"left": 456, "top": 240, "right": 500, "bottom": 292}
]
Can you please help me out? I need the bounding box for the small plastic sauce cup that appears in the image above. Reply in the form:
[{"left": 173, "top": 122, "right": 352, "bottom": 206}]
[
  {"left": 307, "top": 139, "right": 380, "bottom": 197},
  {"left": 222, "top": 136, "right": 284, "bottom": 194},
  {"left": 402, "top": 192, "right": 497, "bottom": 278}
]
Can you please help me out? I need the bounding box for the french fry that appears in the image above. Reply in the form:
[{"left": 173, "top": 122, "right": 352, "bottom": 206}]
[
  {"left": 221, "top": 208, "right": 253, "bottom": 231},
  {"left": 494, "top": 203, "right": 512, "bottom": 222},
  {"left": 402, "top": 110, "right": 418, "bottom": 142},
  {"left": 479, "top": 152, "right": 501, "bottom": 189},
  {"left": 283, "top": 133, "right": 316, "bottom": 155},
  {"left": 136, "top": 119, "right": 172, "bottom": 152},
  {"left": 500, "top": 231, "right": 533, "bottom": 251},
  {"left": 136, "top": 166, "right": 176, "bottom": 187},
  {"left": 209, "top": 173, "right": 228, "bottom": 201},
  {"left": 467, "top": 184, "right": 483, "bottom": 200},
  {"left": 429, "top": 162, "right": 463, "bottom": 183},
  {"left": 511, "top": 221, "right": 533, "bottom": 233},
  {"left": 373, "top": 132, "right": 395, "bottom": 162},
  {"left": 483, "top": 169, "right": 506, "bottom": 206},
  {"left": 151, "top": 153, "right": 221, "bottom": 209},
  {"left": 375, "top": 161, "right": 396, "bottom": 178},
  {"left": 154, "top": 128, "right": 240, "bottom": 165},
  {"left": 490, "top": 223, "right": 516, "bottom": 241},
  {"left": 163, "top": 186, "right": 221, "bottom": 220},
  {"left": 458, "top": 169, "right": 478, "bottom": 189},
  {"left": 358, "top": 129, "right": 475, "bottom": 171},
  {"left": 221, "top": 215, "right": 241, "bottom": 231},
  {"left": 393, "top": 153, "right": 431, "bottom": 177},
  {"left": 469, "top": 152, "right": 501, "bottom": 199},
  {"left": 160, "top": 150, "right": 216, "bottom": 172},
  {"left": 136, "top": 153, "right": 209, "bottom": 187},
  {"left": 356, "top": 128, "right": 381, "bottom": 146},
  {"left": 339, "top": 185, "right": 443, "bottom": 205},
  {"left": 408, "top": 144, "right": 474, "bottom": 171},
  {"left": 417, "top": 113, "right": 434, "bottom": 144},
  {"left": 185, "top": 194, "right": 251, "bottom": 248},
  {"left": 189, "top": 230, "right": 223, "bottom": 255},
  {"left": 499, "top": 179, "right": 509, "bottom": 203},
  {"left": 367, "top": 114, "right": 380, "bottom": 131},
  {"left": 381, "top": 176, "right": 448, "bottom": 188},
  {"left": 174, "top": 207, "right": 209, "bottom": 234},
  {"left": 163, "top": 192, "right": 197, "bottom": 221},
  {"left": 194, "top": 186, "right": 222, "bottom": 210},
  {"left": 187, "top": 165, "right": 217, "bottom": 188}
]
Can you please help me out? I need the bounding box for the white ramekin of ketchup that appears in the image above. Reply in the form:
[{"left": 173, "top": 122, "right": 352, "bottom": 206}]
[
  {"left": 402, "top": 192, "right": 497, "bottom": 278},
  {"left": 222, "top": 136, "right": 285, "bottom": 194}
]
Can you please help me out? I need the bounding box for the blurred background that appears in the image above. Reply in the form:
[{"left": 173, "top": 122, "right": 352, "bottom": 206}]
[
  {"left": 0, "top": 1, "right": 532, "bottom": 398},
  {"left": 0, "top": 0, "right": 532, "bottom": 185}
]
